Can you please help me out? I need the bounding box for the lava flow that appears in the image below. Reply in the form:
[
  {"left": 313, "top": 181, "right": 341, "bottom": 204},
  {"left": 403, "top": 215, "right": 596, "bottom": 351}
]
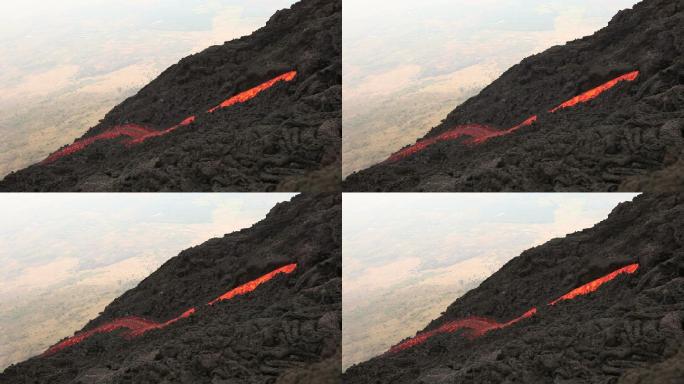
[
  {"left": 384, "top": 117, "right": 538, "bottom": 163},
  {"left": 207, "top": 71, "right": 297, "bottom": 113},
  {"left": 549, "top": 71, "right": 640, "bottom": 113},
  {"left": 41, "top": 71, "right": 297, "bottom": 164},
  {"left": 42, "top": 124, "right": 156, "bottom": 164},
  {"left": 383, "top": 71, "right": 639, "bottom": 163},
  {"left": 387, "top": 263, "right": 639, "bottom": 354},
  {"left": 549, "top": 263, "right": 639, "bottom": 305},
  {"left": 42, "top": 263, "right": 297, "bottom": 357},
  {"left": 208, "top": 263, "right": 298, "bottom": 305}
]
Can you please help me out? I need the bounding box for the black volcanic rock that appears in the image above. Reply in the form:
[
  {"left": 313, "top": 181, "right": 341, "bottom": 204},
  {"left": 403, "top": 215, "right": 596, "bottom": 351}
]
[
  {"left": 0, "top": 0, "right": 341, "bottom": 192},
  {"left": 0, "top": 194, "right": 341, "bottom": 384},
  {"left": 344, "top": 0, "right": 684, "bottom": 192},
  {"left": 343, "top": 193, "right": 684, "bottom": 383}
]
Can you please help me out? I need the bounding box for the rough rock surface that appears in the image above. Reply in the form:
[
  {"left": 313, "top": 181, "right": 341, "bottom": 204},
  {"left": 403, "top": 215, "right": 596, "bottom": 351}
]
[
  {"left": 0, "top": 0, "right": 341, "bottom": 192},
  {"left": 344, "top": 0, "right": 684, "bottom": 192},
  {"left": 1, "top": 194, "right": 341, "bottom": 384},
  {"left": 343, "top": 193, "right": 684, "bottom": 383}
]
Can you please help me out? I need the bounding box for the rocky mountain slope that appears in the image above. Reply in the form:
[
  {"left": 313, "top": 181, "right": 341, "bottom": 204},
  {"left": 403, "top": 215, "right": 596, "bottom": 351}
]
[
  {"left": 344, "top": 0, "right": 684, "bottom": 192},
  {"left": 0, "top": 0, "right": 341, "bottom": 192},
  {"left": 343, "top": 193, "right": 684, "bottom": 383},
  {"left": 1, "top": 194, "right": 341, "bottom": 384}
]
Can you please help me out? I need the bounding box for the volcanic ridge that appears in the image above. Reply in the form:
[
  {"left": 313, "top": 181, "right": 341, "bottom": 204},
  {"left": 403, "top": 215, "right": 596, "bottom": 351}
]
[
  {"left": 0, "top": 0, "right": 341, "bottom": 192},
  {"left": 1, "top": 194, "right": 341, "bottom": 384},
  {"left": 344, "top": 0, "right": 684, "bottom": 192},
  {"left": 343, "top": 193, "right": 684, "bottom": 384}
]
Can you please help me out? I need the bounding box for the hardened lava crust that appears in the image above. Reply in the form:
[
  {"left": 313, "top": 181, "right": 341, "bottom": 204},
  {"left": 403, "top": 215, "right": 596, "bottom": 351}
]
[
  {"left": 0, "top": 0, "right": 341, "bottom": 192},
  {"left": 343, "top": 193, "right": 684, "bottom": 383},
  {"left": 1, "top": 194, "right": 341, "bottom": 384},
  {"left": 344, "top": 0, "right": 684, "bottom": 192}
]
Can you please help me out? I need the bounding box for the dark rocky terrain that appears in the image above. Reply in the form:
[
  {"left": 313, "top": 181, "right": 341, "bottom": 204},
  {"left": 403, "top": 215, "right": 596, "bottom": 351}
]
[
  {"left": 0, "top": 0, "right": 341, "bottom": 192},
  {"left": 343, "top": 193, "right": 684, "bottom": 383},
  {"left": 0, "top": 194, "right": 341, "bottom": 384},
  {"left": 344, "top": 0, "right": 684, "bottom": 192}
]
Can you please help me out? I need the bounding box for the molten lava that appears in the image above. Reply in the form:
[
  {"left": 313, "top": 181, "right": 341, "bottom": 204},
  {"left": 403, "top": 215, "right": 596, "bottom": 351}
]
[
  {"left": 387, "top": 263, "right": 639, "bottom": 354},
  {"left": 549, "top": 263, "right": 639, "bottom": 305},
  {"left": 383, "top": 71, "right": 639, "bottom": 163},
  {"left": 208, "top": 263, "right": 298, "bottom": 305},
  {"left": 207, "top": 71, "right": 297, "bottom": 113},
  {"left": 42, "top": 124, "right": 155, "bottom": 164},
  {"left": 41, "top": 71, "right": 297, "bottom": 164},
  {"left": 42, "top": 263, "right": 297, "bottom": 356},
  {"left": 385, "top": 124, "right": 496, "bottom": 163},
  {"left": 41, "top": 317, "right": 162, "bottom": 356},
  {"left": 549, "top": 71, "right": 640, "bottom": 113}
]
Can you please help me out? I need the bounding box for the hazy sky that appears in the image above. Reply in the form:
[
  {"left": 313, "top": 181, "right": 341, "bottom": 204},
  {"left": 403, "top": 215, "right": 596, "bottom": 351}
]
[
  {"left": 0, "top": 0, "right": 298, "bottom": 104},
  {"left": 343, "top": 193, "right": 639, "bottom": 368},
  {"left": 344, "top": 193, "right": 639, "bottom": 297},
  {"left": 0, "top": 193, "right": 296, "bottom": 298},
  {"left": 344, "top": 0, "right": 641, "bottom": 92},
  {"left": 343, "top": 0, "right": 642, "bottom": 175},
  {"left": 0, "top": 0, "right": 298, "bottom": 177}
]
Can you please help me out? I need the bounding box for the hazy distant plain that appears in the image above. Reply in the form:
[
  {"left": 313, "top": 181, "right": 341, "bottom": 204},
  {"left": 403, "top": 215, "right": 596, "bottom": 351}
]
[
  {"left": 0, "top": 0, "right": 297, "bottom": 178},
  {"left": 343, "top": 0, "right": 641, "bottom": 177},
  {"left": 342, "top": 193, "right": 638, "bottom": 369}
]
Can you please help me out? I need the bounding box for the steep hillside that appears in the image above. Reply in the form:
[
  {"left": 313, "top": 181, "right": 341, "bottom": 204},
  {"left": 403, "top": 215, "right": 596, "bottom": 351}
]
[
  {"left": 0, "top": 0, "right": 341, "bottom": 192},
  {"left": 0, "top": 194, "right": 341, "bottom": 384},
  {"left": 344, "top": 0, "right": 684, "bottom": 192},
  {"left": 343, "top": 193, "right": 684, "bottom": 383}
]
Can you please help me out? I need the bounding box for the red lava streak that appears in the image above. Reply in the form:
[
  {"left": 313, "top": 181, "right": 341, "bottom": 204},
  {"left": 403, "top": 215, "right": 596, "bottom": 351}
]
[
  {"left": 549, "top": 263, "right": 639, "bottom": 305},
  {"left": 42, "top": 263, "right": 297, "bottom": 357},
  {"left": 41, "top": 71, "right": 297, "bottom": 164},
  {"left": 384, "top": 71, "right": 639, "bottom": 163},
  {"left": 387, "top": 263, "right": 639, "bottom": 354},
  {"left": 207, "top": 71, "right": 297, "bottom": 113},
  {"left": 208, "top": 263, "right": 298, "bottom": 305},
  {"left": 549, "top": 71, "right": 640, "bottom": 113}
]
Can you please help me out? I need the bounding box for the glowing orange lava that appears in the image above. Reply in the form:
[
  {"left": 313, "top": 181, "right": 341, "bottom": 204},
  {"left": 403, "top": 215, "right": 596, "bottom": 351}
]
[
  {"left": 41, "top": 71, "right": 297, "bottom": 164},
  {"left": 208, "top": 263, "right": 298, "bottom": 305},
  {"left": 383, "top": 71, "right": 639, "bottom": 163},
  {"left": 42, "top": 263, "right": 297, "bottom": 356},
  {"left": 387, "top": 263, "right": 639, "bottom": 354},
  {"left": 549, "top": 263, "right": 639, "bottom": 305},
  {"left": 207, "top": 71, "right": 297, "bottom": 113},
  {"left": 384, "top": 124, "right": 495, "bottom": 163},
  {"left": 549, "top": 71, "right": 640, "bottom": 113},
  {"left": 42, "top": 317, "right": 162, "bottom": 356},
  {"left": 42, "top": 124, "right": 155, "bottom": 164}
]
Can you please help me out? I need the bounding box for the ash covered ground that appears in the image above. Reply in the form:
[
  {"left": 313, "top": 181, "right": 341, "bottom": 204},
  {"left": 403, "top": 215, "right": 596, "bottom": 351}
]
[
  {"left": 1, "top": 194, "right": 341, "bottom": 384},
  {"left": 344, "top": 0, "right": 684, "bottom": 192},
  {"left": 343, "top": 193, "right": 684, "bottom": 383},
  {"left": 0, "top": 0, "right": 341, "bottom": 192}
]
